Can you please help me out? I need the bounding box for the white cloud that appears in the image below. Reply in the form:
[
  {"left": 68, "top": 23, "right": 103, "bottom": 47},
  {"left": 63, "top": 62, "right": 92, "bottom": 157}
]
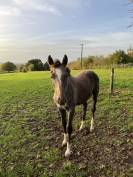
[
  {"left": 0, "top": 31, "right": 132, "bottom": 62},
  {"left": 0, "top": 6, "right": 21, "bottom": 16},
  {"left": 48, "top": 0, "right": 91, "bottom": 9},
  {"left": 13, "top": 0, "right": 62, "bottom": 15},
  {"left": 81, "top": 32, "right": 133, "bottom": 47},
  {"left": 0, "top": 0, "right": 132, "bottom": 62}
]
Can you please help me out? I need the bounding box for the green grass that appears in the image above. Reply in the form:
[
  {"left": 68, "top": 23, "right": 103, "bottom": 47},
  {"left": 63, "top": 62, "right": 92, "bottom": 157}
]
[{"left": 0, "top": 68, "right": 133, "bottom": 177}]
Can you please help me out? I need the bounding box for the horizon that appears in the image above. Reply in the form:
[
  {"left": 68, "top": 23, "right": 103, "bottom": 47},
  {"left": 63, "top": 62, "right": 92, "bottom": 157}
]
[
  {"left": 0, "top": 0, "right": 133, "bottom": 63},
  {"left": 0, "top": 47, "right": 132, "bottom": 65}
]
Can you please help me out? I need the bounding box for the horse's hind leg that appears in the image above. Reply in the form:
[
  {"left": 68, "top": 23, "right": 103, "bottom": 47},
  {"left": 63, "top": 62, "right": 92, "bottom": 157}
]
[
  {"left": 90, "top": 94, "right": 97, "bottom": 132},
  {"left": 79, "top": 102, "right": 87, "bottom": 130}
]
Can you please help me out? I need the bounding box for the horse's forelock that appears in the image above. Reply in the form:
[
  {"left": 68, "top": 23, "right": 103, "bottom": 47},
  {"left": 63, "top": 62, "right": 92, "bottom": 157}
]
[{"left": 54, "top": 60, "right": 62, "bottom": 68}]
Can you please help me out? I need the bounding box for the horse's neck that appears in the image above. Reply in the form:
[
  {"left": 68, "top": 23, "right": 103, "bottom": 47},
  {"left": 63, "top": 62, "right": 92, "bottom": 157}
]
[
  {"left": 63, "top": 76, "right": 77, "bottom": 107},
  {"left": 61, "top": 75, "right": 76, "bottom": 94},
  {"left": 67, "top": 75, "right": 76, "bottom": 88}
]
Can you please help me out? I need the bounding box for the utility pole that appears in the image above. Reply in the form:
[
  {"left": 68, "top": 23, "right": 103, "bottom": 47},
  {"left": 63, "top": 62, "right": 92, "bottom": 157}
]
[{"left": 80, "top": 44, "right": 84, "bottom": 70}]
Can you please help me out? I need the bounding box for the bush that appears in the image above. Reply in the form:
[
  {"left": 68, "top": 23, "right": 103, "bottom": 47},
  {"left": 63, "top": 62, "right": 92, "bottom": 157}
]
[{"left": 69, "top": 60, "right": 81, "bottom": 70}]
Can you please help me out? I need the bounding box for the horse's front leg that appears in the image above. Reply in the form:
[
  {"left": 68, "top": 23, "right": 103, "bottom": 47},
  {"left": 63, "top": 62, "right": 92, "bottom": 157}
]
[
  {"left": 59, "top": 108, "right": 67, "bottom": 147},
  {"left": 65, "top": 109, "right": 75, "bottom": 158}
]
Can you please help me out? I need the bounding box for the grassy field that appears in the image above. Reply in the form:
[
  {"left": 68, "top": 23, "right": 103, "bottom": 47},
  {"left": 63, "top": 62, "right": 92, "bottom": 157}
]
[{"left": 0, "top": 68, "right": 133, "bottom": 177}]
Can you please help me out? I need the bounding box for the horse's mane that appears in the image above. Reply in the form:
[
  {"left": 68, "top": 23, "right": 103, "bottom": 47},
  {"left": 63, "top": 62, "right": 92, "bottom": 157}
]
[{"left": 53, "top": 60, "right": 71, "bottom": 76}]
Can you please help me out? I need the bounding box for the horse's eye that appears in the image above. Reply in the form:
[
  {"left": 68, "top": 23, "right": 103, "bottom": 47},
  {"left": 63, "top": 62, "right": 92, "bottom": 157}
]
[{"left": 51, "top": 73, "right": 56, "bottom": 79}]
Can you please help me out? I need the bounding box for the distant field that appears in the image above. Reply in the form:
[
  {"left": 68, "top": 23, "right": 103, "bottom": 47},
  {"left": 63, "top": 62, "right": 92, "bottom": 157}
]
[{"left": 0, "top": 68, "right": 133, "bottom": 177}]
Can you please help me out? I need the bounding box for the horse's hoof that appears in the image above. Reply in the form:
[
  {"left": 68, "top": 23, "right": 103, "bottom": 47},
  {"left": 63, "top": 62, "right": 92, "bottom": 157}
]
[{"left": 65, "top": 149, "right": 72, "bottom": 158}]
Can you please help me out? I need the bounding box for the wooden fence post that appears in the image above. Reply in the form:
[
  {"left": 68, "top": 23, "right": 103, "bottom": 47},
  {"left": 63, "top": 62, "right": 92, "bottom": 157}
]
[{"left": 110, "top": 67, "right": 114, "bottom": 95}]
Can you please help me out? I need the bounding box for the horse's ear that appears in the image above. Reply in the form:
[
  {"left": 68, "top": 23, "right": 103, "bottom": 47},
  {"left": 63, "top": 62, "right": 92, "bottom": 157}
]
[
  {"left": 62, "top": 54, "right": 68, "bottom": 66},
  {"left": 48, "top": 55, "right": 54, "bottom": 65}
]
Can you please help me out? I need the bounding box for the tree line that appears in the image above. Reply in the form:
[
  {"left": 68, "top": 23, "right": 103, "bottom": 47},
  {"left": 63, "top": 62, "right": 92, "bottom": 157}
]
[
  {"left": 69, "top": 50, "right": 133, "bottom": 69},
  {"left": 0, "top": 59, "right": 49, "bottom": 73},
  {"left": 0, "top": 49, "right": 133, "bottom": 72}
]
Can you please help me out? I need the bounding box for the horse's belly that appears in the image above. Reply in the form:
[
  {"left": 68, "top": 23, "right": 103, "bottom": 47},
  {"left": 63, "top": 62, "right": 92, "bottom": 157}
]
[{"left": 76, "top": 92, "right": 91, "bottom": 105}]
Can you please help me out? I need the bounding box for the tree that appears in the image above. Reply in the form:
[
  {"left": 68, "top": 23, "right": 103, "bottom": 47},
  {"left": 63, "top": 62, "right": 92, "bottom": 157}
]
[
  {"left": 110, "top": 50, "right": 129, "bottom": 64},
  {"left": 1, "top": 61, "right": 16, "bottom": 72},
  {"left": 27, "top": 59, "right": 44, "bottom": 71},
  {"left": 43, "top": 62, "right": 49, "bottom": 71}
]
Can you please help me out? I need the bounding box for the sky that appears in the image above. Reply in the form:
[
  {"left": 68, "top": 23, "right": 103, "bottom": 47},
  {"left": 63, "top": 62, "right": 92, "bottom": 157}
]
[{"left": 0, "top": 0, "right": 133, "bottom": 63}]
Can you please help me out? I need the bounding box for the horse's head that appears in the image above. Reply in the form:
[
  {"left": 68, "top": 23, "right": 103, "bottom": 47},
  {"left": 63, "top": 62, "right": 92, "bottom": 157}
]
[{"left": 48, "top": 55, "right": 70, "bottom": 106}]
